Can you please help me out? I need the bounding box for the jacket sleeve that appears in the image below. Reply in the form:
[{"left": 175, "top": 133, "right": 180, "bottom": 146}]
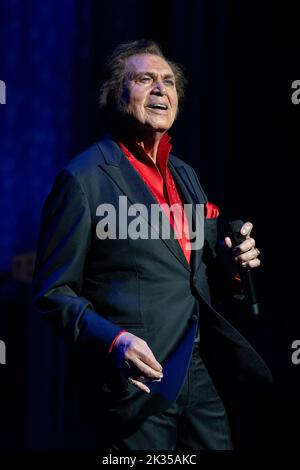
[{"left": 32, "top": 169, "right": 123, "bottom": 353}]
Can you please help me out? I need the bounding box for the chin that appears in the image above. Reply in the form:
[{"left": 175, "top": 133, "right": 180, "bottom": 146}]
[
  {"left": 147, "top": 126, "right": 169, "bottom": 134},
  {"left": 147, "top": 121, "right": 172, "bottom": 132}
]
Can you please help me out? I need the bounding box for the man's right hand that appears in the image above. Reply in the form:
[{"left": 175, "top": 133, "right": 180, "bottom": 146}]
[{"left": 112, "top": 332, "right": 163, "bottom": 393}]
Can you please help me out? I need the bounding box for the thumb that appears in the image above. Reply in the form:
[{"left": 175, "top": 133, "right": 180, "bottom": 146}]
[{"left": 224, "top": 236, "right": 232, "bottom": 249}]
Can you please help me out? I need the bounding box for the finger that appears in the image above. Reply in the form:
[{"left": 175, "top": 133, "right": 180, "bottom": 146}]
[
  {"left": 124, "top": 351, "right": 162, "bottom": 379},
  {"left": 236, "top": 247, "right": 260, "bottom": 263},
  {"left": 242, "top": 258, "right": 261, "bottom": 269},
  {"left": 133, "top": 375, "right": 162, "bottom": 383},
  {"left": 128, "top": 377, "right": 150, "bottom": 394},
  {"left": 136, "top": 348, "right": 163, "bottom": 373},
  {"left": 233, "top": 238, "right": 255, "bottom": 255},
  {"left": 131, "top": 357, "right": 164, "bottom": 380},
  {"left": 241, "top": 222, "right": 253, "bottom": 238},
  {"left": 224, "top": 236, "right": 232, "bottom": 249}
]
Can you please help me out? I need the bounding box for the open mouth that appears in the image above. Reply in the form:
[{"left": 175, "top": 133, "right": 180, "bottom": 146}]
[
  {"left": 146, "top": 103, "right": 168, "bottom": 111},
  {"left": 146, "top": 103, "right": 169, "bottom": 115}
]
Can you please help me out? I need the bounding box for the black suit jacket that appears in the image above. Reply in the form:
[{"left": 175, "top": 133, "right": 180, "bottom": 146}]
[{"left": 32, "top": 137, "right": 272, "bottom": 423}]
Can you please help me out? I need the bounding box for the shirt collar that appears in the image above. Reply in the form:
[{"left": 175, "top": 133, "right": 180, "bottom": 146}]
[{"left": 119, "top": 133, "right": 172, "bottom": 176}]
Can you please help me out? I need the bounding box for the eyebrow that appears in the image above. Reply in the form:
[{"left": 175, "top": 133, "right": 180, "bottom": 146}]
[{"left": 131, "top": 71, "right": 175, "bottom": 80}]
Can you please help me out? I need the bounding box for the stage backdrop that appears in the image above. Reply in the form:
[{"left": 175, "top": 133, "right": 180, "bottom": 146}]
[{"left": 0, "top": 0, "right": 299, "bottom": 450}]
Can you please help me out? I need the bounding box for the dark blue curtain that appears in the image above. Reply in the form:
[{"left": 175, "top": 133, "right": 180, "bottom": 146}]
[{"left": 0, "top": 0, "right": 299, "bottom": 451}]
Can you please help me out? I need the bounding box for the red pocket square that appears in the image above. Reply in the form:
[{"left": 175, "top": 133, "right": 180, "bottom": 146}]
[{"left": 205, "top": 202, "right": 219, "bottom": 219}]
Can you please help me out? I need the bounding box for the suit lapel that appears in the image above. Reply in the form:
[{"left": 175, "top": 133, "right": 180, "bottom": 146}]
[
  {"left": 97, "top": 139, "right": 190, "bottom": 271},
  {"left": 168, "top": 157, "right": 206, "bottom": 275}
]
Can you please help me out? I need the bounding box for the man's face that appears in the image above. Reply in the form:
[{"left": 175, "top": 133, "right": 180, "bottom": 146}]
[{"left": 122, "top": 54, "right": 179, "bottom": 133}]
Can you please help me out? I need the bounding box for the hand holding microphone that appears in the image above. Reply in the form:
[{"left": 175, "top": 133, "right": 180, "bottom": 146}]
[{"left": 225, "top": 220, "right": 261, "bottom": 315}]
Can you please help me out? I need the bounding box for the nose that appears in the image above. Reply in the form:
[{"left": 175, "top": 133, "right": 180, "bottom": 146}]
[{"left": 151, "top": 80, "right": 166, "bottom": 95}]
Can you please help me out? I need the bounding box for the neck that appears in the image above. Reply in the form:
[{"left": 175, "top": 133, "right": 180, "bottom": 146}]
[
  {"left": 135, "top": 131, "right": 165, "bottom": 163},
  {"left": 110, "top": 117, "right": 167, "bottom": 163}
]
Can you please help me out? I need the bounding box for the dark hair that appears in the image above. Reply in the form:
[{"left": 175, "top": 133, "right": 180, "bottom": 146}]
[{"left": 99, "top": 39, "right": 187, "bottom": 127}]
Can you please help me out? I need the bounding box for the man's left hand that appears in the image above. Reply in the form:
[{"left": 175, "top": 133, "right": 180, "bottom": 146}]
[{"left": 224, "top": 222, "right": 261, "bottom": 269}]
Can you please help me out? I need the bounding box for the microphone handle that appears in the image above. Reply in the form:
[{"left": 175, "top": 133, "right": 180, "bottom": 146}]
[{"left": 228, "top": 220, "right": 260, "bottom": 315}]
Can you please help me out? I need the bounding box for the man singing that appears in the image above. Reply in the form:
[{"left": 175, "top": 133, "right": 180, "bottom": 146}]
[{"left": 32, "top": 39, "right": 272, "bottom": 450}]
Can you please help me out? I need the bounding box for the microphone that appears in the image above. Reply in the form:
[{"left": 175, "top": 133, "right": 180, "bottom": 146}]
[{"left": 228, "top": 220, "right": 260, "bottom": 315}]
